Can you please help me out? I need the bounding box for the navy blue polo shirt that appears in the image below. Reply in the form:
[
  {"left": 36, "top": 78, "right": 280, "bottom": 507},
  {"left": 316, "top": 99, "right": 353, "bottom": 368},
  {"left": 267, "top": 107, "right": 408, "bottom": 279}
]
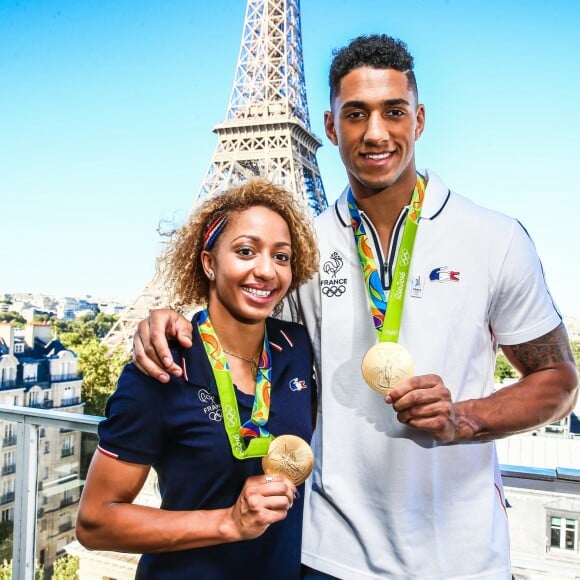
[{"left": 98, "top": 313, "right": 316, "bottom": 579}]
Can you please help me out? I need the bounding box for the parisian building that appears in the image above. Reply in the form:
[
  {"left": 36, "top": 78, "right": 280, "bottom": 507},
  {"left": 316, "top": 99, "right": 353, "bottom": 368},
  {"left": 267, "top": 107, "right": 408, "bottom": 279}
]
[{"left": 0, "top": 322, "right": 84, "bottom": 572}]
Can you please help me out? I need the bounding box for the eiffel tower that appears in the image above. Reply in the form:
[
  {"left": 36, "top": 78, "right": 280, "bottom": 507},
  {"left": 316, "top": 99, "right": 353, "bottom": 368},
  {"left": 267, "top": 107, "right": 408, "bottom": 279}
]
[{"left": 103, "top": 0, "right": 327, "bottom": 351}]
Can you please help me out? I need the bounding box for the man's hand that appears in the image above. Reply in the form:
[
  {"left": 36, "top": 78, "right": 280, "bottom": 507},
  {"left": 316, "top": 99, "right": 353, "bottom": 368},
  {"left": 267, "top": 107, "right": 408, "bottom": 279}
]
[
  {"left": 386, "top": 375, "right": 470, "bottom": 443},
  {"left": 386, "top": 323, "right": 579, "bottom": 443},
  {"left": 133, "top": 308, "right": 193, "bottom": 382}
]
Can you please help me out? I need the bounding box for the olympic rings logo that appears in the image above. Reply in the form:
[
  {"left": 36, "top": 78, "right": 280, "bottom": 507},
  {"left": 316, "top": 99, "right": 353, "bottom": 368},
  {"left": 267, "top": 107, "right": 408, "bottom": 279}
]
[
  {"left": 399, "top": 248, "right": 410, "bottom": 267},
  {"left": 208, "top": 409, "right": 222, "bottom": 422},
  {"left": 322, "top": 285, "right": 346, "bottom": 298}
]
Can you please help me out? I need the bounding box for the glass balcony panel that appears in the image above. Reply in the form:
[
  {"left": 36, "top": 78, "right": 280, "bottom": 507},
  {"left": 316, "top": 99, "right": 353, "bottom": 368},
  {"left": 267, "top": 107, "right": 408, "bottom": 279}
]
[{"left": 0, "top": 405, "right": 579, "bottom": 579}]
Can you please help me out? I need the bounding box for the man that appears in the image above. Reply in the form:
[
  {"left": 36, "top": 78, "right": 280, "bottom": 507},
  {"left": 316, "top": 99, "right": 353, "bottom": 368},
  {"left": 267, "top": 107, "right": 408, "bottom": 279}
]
[{"left": 133, "top": 35, "right": 578, "bottom": 579}]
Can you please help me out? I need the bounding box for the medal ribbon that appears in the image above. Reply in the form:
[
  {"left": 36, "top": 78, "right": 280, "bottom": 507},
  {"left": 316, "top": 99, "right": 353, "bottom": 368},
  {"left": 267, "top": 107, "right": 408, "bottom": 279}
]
[
  {"left": 348, "top": 173, "right": 426, "bottom": 343},
  {"left": 197, "top": 309, "right": 273, "bottom": 459}
]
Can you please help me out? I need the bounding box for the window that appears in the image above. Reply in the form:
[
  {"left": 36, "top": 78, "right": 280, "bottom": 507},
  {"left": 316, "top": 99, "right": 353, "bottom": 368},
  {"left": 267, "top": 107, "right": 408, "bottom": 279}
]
[
  {"left": 3, "top": 451, "right": 14, "bottom": 467},
  {"left": 29, "top": 391, "right": 38, "bottom": 406},
  {"left": 23, "top": 363, "right": 37, "bottom": 382},
  {"left": 2, "top": 451, "right": 15, "bottom": 475},
  {"left": 2, "top": 481, "right": 14, "bottom": 495},
  {"left": 0, "top": 366, "right": 15, "bottom": 386},
  {"left": 61, "top": 434, "right": 74, "bottom": 457},
  {"left": 550, "top": 516, "right": 578, "bottom": 551},
  {"left": 3, "top": 423, "right": 16, "bottom": 446},
  {"left": 2, "top": 479, "right": 15, "bottom": 503}
]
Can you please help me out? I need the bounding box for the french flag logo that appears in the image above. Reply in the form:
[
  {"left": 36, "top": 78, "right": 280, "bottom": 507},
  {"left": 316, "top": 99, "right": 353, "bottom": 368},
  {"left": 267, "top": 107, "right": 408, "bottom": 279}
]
[
  {"left": 429, "top": 266, "right": 460, "bottom": 282},
  {"left": 289, "top": 377, "right": 307, "bottom": 391}
]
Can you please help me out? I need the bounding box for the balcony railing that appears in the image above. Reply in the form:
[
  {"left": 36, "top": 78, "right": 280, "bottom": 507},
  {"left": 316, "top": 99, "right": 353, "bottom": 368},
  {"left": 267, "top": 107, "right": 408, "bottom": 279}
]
[
  {"left": 27, "top": 400, "right": 53, "bottom": 410},
  {"left": 0, "top": 404, "right": 578, "bottom": 580},
  {"left": 0, "top": 491, "right": 15, "bottom": 505},
  {"left": 60, "top": 447, "right": 75, "bottom": 458},
  {"left": 60, "top": 397, "right": 82, "bottom": 408},
  {"left": 0, "top": 404, "right": 100, "bottom": 580},
  {"left": 3, "top": 435, "right": 17, "bottom": 447},
  {"left": 2, "top": 463, "right": 16, "bottom": 476}
]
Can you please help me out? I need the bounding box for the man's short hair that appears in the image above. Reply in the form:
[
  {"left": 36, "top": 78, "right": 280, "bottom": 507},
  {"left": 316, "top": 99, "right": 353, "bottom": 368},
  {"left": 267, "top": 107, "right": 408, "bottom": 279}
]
[{"left": 329, "top": 34, "right": 418, "bottom": 103}]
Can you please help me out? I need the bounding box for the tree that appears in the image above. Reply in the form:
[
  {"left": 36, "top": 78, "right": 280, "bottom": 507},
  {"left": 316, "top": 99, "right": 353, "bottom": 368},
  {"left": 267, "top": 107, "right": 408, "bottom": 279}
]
[
  {"left": 34, "top": 313, "right": 56, "bottom": 323},
  {"left": 495, "top": 340, "right": 580, "bottom": 383},
  {"left": 0, "top": 522, "right": 12, "bottom": 564},
  {"left": 56, "top": 313, "right": 119, "bottom": 349},
  {"left": 571, "top": 340, "right": 580, "bottom": 370},
  {"left": 75, "top": 339, "right": 129, "bottom": 416},
  {"left": 494, "top": 351, "right": 516, "bottom": 382},
  {"left": 0, "top": 559, "right": 43, "bottom": 579},
  {"left": 51, "top": 555, "right": 79, "bottom": 579},
  {"left": 0, "top": 312, "right": 26, "bottom": 328}
]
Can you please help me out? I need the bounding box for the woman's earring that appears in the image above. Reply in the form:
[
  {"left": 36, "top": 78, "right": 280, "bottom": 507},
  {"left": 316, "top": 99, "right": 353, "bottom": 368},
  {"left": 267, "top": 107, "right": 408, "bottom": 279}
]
[{"left": 208, "top": 271, "right": 215, "bottom": 280}]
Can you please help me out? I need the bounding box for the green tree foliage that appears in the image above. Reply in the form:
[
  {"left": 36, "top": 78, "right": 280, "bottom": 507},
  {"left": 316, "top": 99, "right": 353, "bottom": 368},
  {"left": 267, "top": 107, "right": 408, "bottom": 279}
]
[
  {"left": 34, "top": 313, "right": 56, "bottom": 323},
  {"left": 52, "top": 554, "right": 79, "bottom": 579},
  {"left": 75, "top": 339, "right": 129, "bottom": 416},
  {"left": 494, "top": 351, "right": 516, "bottom": 382},
  {"left": 495, "top": 340, "right": 580, "bottom": 382},
  {"left": 0, "top": 559, "right": 43, "bottom": 579},
  {"left": 0, "top": 560, "right": 12, "bottom": 580},
  {"left": 55, "top": 312, "right": 118, "bottom": 349},
  {"left": 0, "top": 522, "right": 12, "bottom": 563},
  {"left": 571, "top": 341, "right": 580, "bottom": 369},
  {"left": 0, "top": 312, "right": 26, "bottom": 328}
]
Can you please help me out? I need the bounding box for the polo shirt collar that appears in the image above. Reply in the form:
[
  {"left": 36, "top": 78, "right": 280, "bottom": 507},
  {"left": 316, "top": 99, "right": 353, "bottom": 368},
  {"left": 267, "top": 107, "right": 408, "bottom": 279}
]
[
  {"left": 333, "top": 168, "right": 450, "bottom": 226},
  {"left": 178, "top": 310, "right": 217, "bottom": 393},
  {"left": 178, "top": 311, "right": 296, "bottom": 397}
]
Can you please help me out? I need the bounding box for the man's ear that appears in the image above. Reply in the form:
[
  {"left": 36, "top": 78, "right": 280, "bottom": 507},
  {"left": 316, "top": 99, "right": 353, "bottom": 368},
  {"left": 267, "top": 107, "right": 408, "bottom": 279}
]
[
  {"left": 415, "top": 104, "right": 426, "bottom": 141},
  {"left": 324, "top": 110, "right": 338, "bottom": 145}
]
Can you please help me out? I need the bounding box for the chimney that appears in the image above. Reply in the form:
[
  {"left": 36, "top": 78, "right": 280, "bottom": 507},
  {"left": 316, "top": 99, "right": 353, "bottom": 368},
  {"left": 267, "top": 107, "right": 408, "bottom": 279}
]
[
  {"left": 0, "top": 323, "right": 15, "bottom": 356},
  {"left": 24, "top": 322, "right": 52, "bottom": 349}
]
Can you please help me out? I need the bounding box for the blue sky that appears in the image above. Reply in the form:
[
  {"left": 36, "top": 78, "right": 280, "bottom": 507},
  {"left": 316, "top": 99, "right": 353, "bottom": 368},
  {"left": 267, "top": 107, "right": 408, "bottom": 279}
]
[{"left": 1, "top": 0, "right": 579, "bottom": 318}]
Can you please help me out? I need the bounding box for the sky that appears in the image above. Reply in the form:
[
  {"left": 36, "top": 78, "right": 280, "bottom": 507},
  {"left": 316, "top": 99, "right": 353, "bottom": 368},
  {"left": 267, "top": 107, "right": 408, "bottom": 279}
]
[{"left": 1, "top": 0, "right": 579, "bottom": 318}]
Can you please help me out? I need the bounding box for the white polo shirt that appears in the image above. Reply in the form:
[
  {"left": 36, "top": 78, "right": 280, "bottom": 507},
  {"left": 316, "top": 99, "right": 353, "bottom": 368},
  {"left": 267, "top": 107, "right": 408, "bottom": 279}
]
[{"left": 290, "top": 169, "right": 561, "bottom": 579}]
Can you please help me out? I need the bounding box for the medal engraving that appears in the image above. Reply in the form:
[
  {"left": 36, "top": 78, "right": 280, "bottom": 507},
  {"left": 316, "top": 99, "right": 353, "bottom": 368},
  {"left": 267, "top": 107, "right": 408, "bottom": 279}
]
[
  {"left": 361, "top": 342, "right": 414, "bottom": 393},
  {"left": 262, "top": 434, "right": 314, "bottom": 486}
]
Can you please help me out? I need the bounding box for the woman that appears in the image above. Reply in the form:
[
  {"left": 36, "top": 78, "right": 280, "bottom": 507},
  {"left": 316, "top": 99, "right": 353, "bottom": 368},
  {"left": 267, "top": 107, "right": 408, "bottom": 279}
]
[{"left": 76, "top": 179, "right": 319, "bottom": 579}]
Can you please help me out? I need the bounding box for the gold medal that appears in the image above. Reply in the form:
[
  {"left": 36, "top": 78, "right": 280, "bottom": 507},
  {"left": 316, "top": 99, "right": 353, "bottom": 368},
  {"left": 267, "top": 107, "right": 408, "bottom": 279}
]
[
  {"left": 262, "top": 434, "right": 314, "bottom": 486},
  {"left": 361, "top": 342, "right": 414, "bottom": 394}
]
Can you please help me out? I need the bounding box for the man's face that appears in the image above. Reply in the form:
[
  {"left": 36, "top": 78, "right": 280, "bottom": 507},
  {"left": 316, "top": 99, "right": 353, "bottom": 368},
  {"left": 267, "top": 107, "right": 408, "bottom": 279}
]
[{"left": 325, "top": 67, "right": 425, "bottom": 199}]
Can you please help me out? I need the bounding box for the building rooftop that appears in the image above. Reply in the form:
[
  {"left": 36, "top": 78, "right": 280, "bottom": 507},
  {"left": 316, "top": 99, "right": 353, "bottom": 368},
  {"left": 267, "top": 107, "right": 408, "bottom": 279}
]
[{"left": 496, "top": 432, "right": 580, "bottom": 471}]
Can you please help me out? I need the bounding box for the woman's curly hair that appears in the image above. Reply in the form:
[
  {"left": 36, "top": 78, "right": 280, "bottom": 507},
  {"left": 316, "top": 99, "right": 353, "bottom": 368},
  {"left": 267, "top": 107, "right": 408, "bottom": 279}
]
[{"left": 158, "top": 178, "right": 319, "bottom": 308}]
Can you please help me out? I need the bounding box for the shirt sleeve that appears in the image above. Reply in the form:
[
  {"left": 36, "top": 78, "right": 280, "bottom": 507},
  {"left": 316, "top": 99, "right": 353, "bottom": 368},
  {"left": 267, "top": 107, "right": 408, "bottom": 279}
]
[
  {"left": 490, "top": 220, "right": 561, "bottom": 345},
  {"left": 98, "top": 363, "right": 167, "bottom": 465}
]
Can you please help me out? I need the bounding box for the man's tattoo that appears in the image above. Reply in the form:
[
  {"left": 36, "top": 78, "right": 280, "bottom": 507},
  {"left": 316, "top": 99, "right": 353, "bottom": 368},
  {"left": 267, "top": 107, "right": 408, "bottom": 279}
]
[{"left": 509, "top": 323, "right": 574, "bottom": 373}]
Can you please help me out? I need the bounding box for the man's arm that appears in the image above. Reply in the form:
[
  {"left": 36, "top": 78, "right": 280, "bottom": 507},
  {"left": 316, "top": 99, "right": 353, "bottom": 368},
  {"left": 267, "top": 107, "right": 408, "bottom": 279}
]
[
  {"left": 133, "top": 308, "right": 193, "bottom": 382},
  {"left": 466, "top": 322, "right": 579, "bottom": 439},
  {"left": 388, "top": 323, "right": 578, "bottom": 442}
]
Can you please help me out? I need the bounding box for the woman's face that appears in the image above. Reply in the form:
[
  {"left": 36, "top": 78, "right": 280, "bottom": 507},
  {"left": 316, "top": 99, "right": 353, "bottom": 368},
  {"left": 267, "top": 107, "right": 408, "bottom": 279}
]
[{"left": 202, "top": 206, "right": 292, "bottom": 324}]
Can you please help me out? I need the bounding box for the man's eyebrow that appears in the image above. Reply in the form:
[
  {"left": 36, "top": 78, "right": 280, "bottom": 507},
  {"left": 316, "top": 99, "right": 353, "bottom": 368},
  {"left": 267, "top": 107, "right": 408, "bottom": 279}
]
[{"left": 341, "top": 98, "right": 411, "bottom": 110}]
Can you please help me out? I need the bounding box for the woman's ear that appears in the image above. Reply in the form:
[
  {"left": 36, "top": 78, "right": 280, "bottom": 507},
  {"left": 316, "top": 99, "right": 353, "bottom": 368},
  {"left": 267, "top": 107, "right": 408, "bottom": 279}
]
[{"left": 200, "top": 250, "right": 215, "bottom": 280}]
